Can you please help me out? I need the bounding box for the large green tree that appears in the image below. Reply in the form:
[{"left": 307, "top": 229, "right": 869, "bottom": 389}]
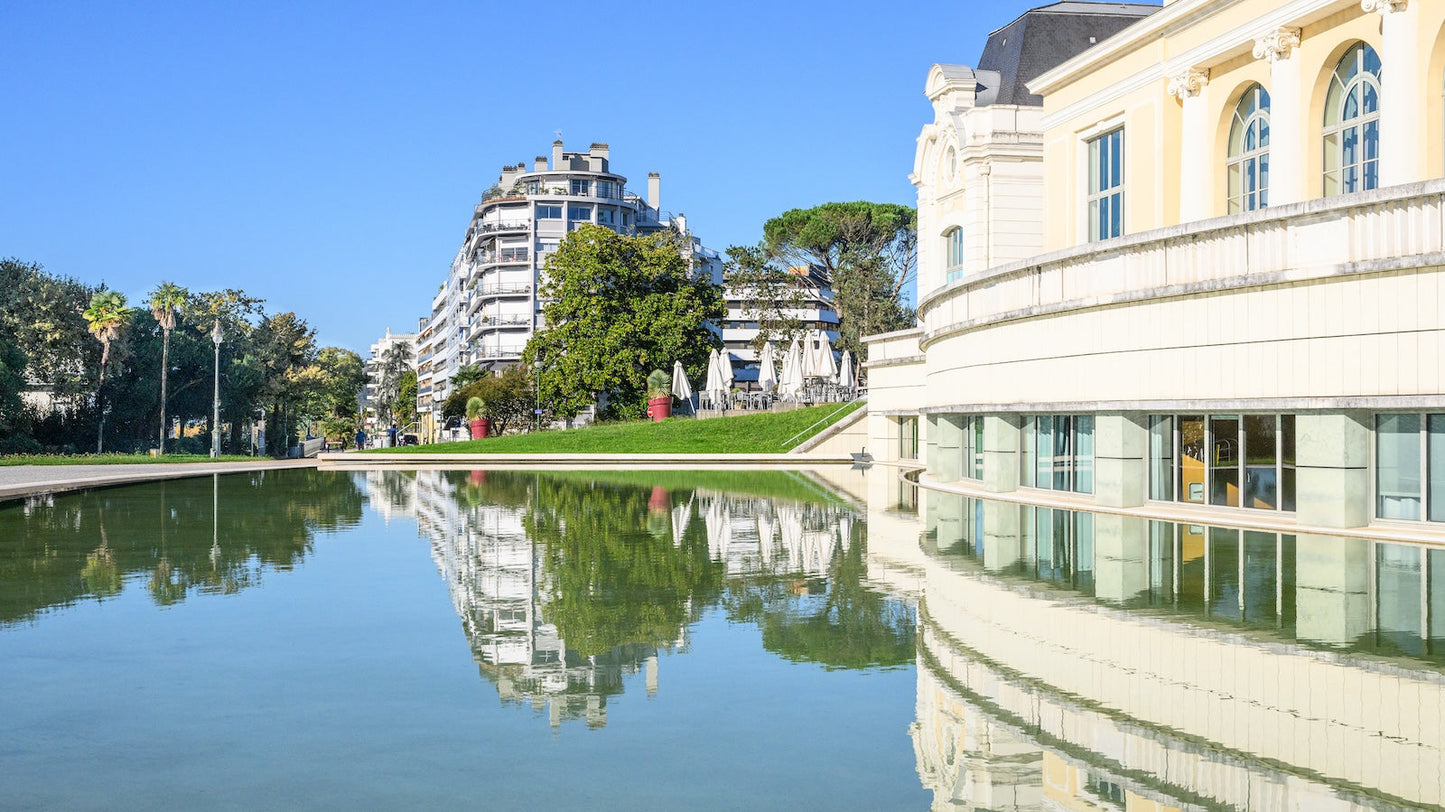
[
  {"left": 0, "top": 258, "right": 98, "bottom": 411},
  {"left": 762, "top": 202, "right": 917, "bottom": 359},
  {"left": 441, "top": 364, "right": 534, "bottom": 434},
  {"left": 525, "top": 225, "right": 724, "bottom": 421}
]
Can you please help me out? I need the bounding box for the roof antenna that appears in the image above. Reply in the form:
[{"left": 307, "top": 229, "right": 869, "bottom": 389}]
[{"left": 554, "top": 129, "right": 563, "bottom": 140}]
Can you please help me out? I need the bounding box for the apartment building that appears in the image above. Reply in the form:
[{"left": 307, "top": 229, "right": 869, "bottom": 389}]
[{"left": 417, "top": 141, "right": 721, "bottom": 440}]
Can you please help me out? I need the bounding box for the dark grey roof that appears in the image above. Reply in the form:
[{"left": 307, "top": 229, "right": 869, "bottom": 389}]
[{"left": 976, "top": 1, "right": 1160, "bottom": 107}]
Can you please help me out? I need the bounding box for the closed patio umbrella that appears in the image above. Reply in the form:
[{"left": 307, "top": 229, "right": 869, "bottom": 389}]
[
  {"left": 799, "top": 333, "right": 819, "bottom": 378},
  {"left": 671, "top": 359, "right": 694, "bottom": 414},
  {"left": 837, "top": 349, "right": 855, "bottom": 390},
  {"left": 758, "top": 341, "right": 778, "bottom": 394},
  {"left": 813, "top": 329, "right": 837, "bottom": 381},
  {"left": 704, "top": 349, "right": 728, "bottom": 410},
  {"left": 781, "top": 338, "right": 805, "bottom": 401}
]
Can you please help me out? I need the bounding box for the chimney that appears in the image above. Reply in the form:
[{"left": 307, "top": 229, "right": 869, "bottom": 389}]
[
  {"left": 534, "top": 156, "right": 547, "bottom": 172},
  {"left": 588, "top": 142, "right": 609, "bottom": 160},
  {"left": 551, "top": 140, "right": 563, "bottom": 170},
  {"left": 647, "top": 172, "right": 660, "bottom": 210}
]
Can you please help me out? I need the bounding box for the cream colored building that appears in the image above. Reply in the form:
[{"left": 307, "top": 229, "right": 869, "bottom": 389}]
[{"left": 870, "top": 0, "right": 1445, "bottom": 538}]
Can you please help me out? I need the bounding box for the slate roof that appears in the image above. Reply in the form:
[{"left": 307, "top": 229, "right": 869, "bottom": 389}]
[{"left": 976, "top": 1, "right": 1159, "bottom": 107}]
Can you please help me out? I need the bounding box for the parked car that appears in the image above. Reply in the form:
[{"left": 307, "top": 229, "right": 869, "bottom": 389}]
[{"left": 401, "top": 434, "right": 419, "bottom": 446}]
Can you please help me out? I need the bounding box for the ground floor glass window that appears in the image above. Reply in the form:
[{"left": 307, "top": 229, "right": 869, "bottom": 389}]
[
  {"left": 1375, "top": 413, "right": 1445, "bottom": 523},
  {"left": 1020, "top": 415, "right": 1094, "bottom": 494},
  {"left": 1149, "top": 413, "right": 1295, "bottom": 512}
]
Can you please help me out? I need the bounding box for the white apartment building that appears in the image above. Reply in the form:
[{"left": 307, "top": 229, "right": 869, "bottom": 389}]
[
  {"left": 417, "top": 140, "right": 721, "bottom": 440},
  {"left": 362, "top": 326, "right": 417, "bottom": 434},
  {"left": 721, "top": 263, "right": 840, "bottom": 390}
]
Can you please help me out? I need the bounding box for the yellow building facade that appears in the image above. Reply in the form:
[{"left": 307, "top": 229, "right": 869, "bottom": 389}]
[{"left": 869, "top": 0, "right": 1445, "bottom": 537}]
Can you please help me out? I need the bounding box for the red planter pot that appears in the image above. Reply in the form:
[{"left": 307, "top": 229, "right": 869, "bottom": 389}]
[
  {"left": 648, "top": 397, "right": 672, "bottom": 422},
  {"left": 469, "top": 418, "right": 490, "bottom": 439}
]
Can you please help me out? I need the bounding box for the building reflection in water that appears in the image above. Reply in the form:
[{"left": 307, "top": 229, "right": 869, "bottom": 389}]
[
  {"left": 896, "top": 482, "right": 1445, "bottom": 809},
  {"left": 375, "top": 469, "right": 885, "bottom": 729}
]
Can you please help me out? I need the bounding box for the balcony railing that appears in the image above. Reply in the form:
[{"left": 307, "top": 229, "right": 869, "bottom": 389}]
[
  {"left": 473, "top": 250, "right": 530, "bottom": 265},
  {"left": 474, "top": 345, "right": 527, "bottom": 360},
  {"left": 918, "top": 179, "right": 1445, "bottom": 341},
  {"left": 473, "top": 221, "right": 530, "bottom": 234},
  {"left": 472, "top": 284, "right": 534, "bottom": 297}
]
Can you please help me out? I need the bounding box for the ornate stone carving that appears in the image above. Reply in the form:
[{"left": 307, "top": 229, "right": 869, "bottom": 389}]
[
  {"left": 1167, "top": 68, "right": 1210, "bottom": 99},
  {"left": 1360, "top": 0, "right": 1407, "bottom": 14},
  {"left": 1253, "top": 28, "right": 1302, "bottom": 63}
]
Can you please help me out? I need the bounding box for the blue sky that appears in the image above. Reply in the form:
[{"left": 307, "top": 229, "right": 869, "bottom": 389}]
[{"left": 4, "top": 0, "right": 1062, "bottom": 353}]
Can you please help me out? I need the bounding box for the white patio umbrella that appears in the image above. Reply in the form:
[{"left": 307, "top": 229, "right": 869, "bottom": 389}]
[
  {"left": 812, "top": 329, "right": 838, "bottom": 381},
  {"left": 758, "top": 341, "right": 778, "bottom": 394},
  {"left": 671, "top": 359, "right": 694, "bottom": 413},
  {"left": 781, "top": 338, "right": 805, "bottom": 401},
  {"left": 720, "top": 349, "right": 734, "bottom": 392},
  {"left": 704, "top": 349, "right": 728, "bottom": 409},
  {"left": 837, "top": 349, "right": 856, "bottom": 389},
  {"left": 799, "top": 333, "right": 819, "bottom": 378}
]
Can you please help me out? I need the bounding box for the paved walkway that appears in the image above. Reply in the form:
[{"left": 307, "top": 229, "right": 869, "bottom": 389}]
[{"left": 0, "top": 459, "right": 318, "bottom": 502}]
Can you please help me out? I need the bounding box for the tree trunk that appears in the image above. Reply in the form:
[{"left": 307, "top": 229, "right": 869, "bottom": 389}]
[
  {"left": 158, "top": 328, "right": 170, "bottom": 455},
  {"left": 95, "top": 344, "right": 109, "bottom": 454}
]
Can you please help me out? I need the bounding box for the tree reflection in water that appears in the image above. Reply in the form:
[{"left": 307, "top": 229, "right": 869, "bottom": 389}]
[{"left": 0, "top": 469, "right": 363, "bottom": 625}]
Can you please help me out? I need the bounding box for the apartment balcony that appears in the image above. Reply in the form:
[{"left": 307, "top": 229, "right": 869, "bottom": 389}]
[
  {"left": 473, "top": 250, "right": 530, "bottom": 266},
  {"left": 472, "top": 220, "right": 530, "bottom": 234},
  {"left": 473, "top": 344, "right": 527, "bottom": 361},
  {"left": 472, "top": 283, "right": 534, "bottom": 298},
  {"left": 918, "top": 179, "right": 1445, "bottom": 344}
]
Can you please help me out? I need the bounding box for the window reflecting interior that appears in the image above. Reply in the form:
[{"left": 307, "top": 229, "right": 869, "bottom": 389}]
[{"left": 1157, "top": 413, "right": 1294, "bottom": 512}]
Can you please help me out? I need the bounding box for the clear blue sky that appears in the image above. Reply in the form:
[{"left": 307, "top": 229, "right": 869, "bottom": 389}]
[{"left": 4, "top": 0, "right": 1059, "bottom": 353}]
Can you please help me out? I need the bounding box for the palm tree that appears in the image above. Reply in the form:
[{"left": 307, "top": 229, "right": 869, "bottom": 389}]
[
  {"left": 82, "top": 290, "right": 134, "bottom": 453},
  {"left": 148, "top": 282, "right": 188, "bottom": 455}
]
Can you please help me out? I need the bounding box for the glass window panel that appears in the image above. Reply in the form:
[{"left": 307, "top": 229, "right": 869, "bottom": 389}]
[
  {"left": 1210, "top": 415, "right": 1240, "bottom": 507},
  {"left": 1179, "top": 416, "right": 1206, "bottom": 503},
  {"left": 1020, "top": 417, "right": 1036, "bottom": 488},
  {"left": 973, "top": 418, "right": 984, "bottom": 480},
  {"left": 1088, "top": 140, "right": 1101, "bottom": 192},
  {"left": 1280, "top": 415, "right": 1296, "bottom": 512},
  {"left": 1377, "top": 414, "right": 1422, "bottom": 520},
  {"left": 1088, "top": 200, "right": 1101, "bottom": 242},
  {"left": 1258, "top": 153, "right": 1269, "bottom": 207},
  {"left": 1149, "top": 415, "right": 1173, "bottom": 500},
  {"left": 1244, "top": 415, "right": 1279, "bottom": 510},
  {"left": 1362, "top": 44, "right": 1381, "bottom": 76},
  {"left": 1110, "top": 131, "right": 1122, "bottom": 187},
  {"left": 1037, "top": 416, "right": 1053, "bottom": 491},
  {"left": 1074, "top": 415, "right": 1094, "bottom": 494},
  {"left": 1209, "top": 527, "right": 1241, "bottom": 621},
  {"left": 1344, "top": 86, "right": 1361, "bottom": 121},
  {"left": 1053, "top": 415, "right": 1072, "bottom": 491},
  {"left": 1109, "top": 194, "right": 1122, "bottom": 238},
  {"left": 1430, "top": 415, "right": 1445, "bottom": 522},
  {"left": 1376, "top": 544, "right": 1423, "bottom": 655}
]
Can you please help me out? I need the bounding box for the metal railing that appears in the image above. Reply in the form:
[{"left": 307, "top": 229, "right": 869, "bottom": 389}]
[{"left": 781, "top": 396, "right": 868, "bottom": 449}]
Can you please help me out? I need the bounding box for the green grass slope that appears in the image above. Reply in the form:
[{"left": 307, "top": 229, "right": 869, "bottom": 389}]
[{"left": 377, "top": 402, "right": 862, "bottom": 455}]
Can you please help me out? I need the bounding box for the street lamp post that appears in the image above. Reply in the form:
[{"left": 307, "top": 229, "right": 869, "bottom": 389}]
[
  {"left": 532, "top": 354, "right": 543, "bottom": 433},
  {"left": 210, "top": 320, "right": 223, "bottom": 458}
]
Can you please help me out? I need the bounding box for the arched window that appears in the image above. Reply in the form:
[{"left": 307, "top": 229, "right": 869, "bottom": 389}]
[
  {"left": 1227, "top": 85, "right": 1270, "bottom": 213},
  {"left": 944, "top": 228, "right": 965, "bottom": 282},
  {"left": 1323, "top": 43, "right": 1382, "bottom": 196}
]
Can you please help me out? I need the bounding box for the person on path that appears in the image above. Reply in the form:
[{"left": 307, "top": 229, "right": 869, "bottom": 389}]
[
  {"left": 355, "top": 429, "right": 366, "bottom": 451},
  {"left": 388, "top": 425, "right": 398, "bottom": 447}
]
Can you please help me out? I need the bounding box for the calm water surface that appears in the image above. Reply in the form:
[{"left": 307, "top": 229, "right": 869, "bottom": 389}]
[{"left": 3, "top": 467, "right": 1444, "bottom": 809}]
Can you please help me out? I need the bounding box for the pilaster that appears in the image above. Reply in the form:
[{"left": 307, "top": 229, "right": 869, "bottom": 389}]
[
  {"left": 1294, "top": 412, "right": 1371, "bottom": 528},
  {"left": 934, "top": 415, "right": 964, "bottom": 482},
  {"left": 981, "top": 413, "right": 1021, "bottom": 493},
  {"left": 1093, "top": 413, "right": 1148, "bottom": 508},
  {"left": 1255, "top": 28, "right": 1303, "bottom": 205},
  {"left": 1169, "top": 68, "right": 1212, "bottom": 220}
]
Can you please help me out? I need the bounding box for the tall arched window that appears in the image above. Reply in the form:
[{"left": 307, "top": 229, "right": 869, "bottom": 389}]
[
  {"left": 944, "top": 228, "right": 964, "bottom": 283},
  {"left": 1227, "top": 84, "right": 1270, "bottom": 213},
  {"left": 1323, "top": 43, "right": 1382, "bottom": 196}
]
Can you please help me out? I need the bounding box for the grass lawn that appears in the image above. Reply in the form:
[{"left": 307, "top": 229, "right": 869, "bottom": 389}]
[
  {"left": 374, "top": 402, "right": 863, "bottom": 455},
  {"left": 0, "top": 453, "right": 260, "bottom": 466}
]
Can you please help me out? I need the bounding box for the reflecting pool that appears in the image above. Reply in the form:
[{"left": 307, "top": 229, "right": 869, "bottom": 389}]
[
  {"left": 3, "top": 467, "right": 1444, "bottom": 809},
  {"left": 0, "top": 468, "right": 921, "bottom": 809}
]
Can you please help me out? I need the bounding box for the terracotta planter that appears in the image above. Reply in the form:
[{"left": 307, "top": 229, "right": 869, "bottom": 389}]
[
  {"left": 469, "top": 418, "right": 490, "bottom": 439},
  {"left": 648, "top": 396, "right": 672, "bottom": 422}
]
